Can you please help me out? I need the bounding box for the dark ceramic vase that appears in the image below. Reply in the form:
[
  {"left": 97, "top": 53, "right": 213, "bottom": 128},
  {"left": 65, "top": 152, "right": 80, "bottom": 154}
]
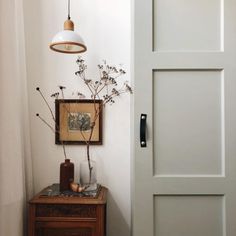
[{"left": 60, "top": 159, "right": 74, "bottom": 192}]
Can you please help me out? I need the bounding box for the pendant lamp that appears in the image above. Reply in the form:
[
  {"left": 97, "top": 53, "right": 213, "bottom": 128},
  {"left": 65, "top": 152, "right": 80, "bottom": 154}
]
[{"left": 50, "top": 0, "right": 87, "bottom": 54}]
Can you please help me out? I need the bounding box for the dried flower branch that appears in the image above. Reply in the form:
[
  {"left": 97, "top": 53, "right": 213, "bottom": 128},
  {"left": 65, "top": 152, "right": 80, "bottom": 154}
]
[
  {"left": 35, "top": 58, "right": 132, "bottom": 190},
  {"left": 36, "top": 113, "right": 55, "bottom": 133},
  {"left": 36, "top": 86, "right": 67, "bottom": 160},
  {"left": 36, "top": 87, "right": 55, "bottom": 121},
  {"left": 59, "top": 86, "right": 66, "bottom": 99},
  {"left": 74, "top": 57, "right": 132, "bottom": 185}
]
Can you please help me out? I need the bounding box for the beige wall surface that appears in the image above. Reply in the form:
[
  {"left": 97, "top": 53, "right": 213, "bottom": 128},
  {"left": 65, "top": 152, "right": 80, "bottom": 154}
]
[{"left": 22, "top": 0, "right": 131, "bottom": 235}]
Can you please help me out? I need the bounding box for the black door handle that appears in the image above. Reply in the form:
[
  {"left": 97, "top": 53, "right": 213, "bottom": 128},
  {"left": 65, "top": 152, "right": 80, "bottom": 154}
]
[{"left": 140, "top": 114, "right": 147, "bottom": 147}]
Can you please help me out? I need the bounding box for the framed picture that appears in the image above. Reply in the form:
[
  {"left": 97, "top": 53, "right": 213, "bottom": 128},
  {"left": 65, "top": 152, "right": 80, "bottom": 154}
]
[{"left": 55, "top": 99, "right": 103, "bottom": 145}]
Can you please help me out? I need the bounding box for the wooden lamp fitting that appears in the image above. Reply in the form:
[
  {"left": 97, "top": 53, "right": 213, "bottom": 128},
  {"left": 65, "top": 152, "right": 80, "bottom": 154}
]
[{"left": 64, "top": 19, "right": 74, "bottom": 31}]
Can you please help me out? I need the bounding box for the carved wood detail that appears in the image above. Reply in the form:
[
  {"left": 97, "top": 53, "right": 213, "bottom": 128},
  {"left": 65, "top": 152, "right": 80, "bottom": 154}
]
[
  {"left": 37, "top": 227, "right": 92, "bottom": 236},
  {"left": 36, "top": 204, "right": 97, "bottom": 218}
]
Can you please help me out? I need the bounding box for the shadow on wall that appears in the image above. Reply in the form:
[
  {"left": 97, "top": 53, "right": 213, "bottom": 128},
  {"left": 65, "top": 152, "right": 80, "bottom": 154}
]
[{"left": 107, "top": 192, "right": 130, "bottom": 236}]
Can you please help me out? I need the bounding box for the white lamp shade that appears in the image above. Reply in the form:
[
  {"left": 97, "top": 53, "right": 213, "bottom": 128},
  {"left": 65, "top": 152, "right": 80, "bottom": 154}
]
[{"left": 50, "top": 30, "right": 87, "bottom": 53}]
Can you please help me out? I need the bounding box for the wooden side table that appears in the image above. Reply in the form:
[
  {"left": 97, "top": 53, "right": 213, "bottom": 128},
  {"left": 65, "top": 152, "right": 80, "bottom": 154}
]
[{"left": 28, "top": 185, "right": 107, "bottom": 236}]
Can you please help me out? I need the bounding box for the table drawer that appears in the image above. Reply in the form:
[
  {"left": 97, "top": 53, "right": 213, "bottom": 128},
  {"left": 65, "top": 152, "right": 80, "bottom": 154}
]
[
  {"left": 36, "top": 204, "right": 97, "bottom": 218},
  {"left": 36, "top": 227, "right": 93, "bottom": 236}
]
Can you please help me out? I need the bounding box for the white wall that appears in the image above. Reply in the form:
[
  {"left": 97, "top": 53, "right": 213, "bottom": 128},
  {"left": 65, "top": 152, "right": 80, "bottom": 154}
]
[{"left": 23, "top": 0, "right": 131, "bottom": 235}]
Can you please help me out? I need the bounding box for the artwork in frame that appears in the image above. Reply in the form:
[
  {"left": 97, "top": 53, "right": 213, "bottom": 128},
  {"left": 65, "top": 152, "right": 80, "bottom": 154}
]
[{"left": 55, "top": 99, "right": 103, "bottom": 145}]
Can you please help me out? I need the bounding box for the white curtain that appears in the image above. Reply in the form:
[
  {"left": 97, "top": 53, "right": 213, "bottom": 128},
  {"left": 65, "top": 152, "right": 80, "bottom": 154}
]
[{"left": 0, "top": 0, "right": 33, "bottom": 235}]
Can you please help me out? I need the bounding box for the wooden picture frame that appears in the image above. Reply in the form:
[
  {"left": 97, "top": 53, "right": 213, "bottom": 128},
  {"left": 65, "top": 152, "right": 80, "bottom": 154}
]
[{"left": 55, "top": 99, "right": 103, "bottom": 145}]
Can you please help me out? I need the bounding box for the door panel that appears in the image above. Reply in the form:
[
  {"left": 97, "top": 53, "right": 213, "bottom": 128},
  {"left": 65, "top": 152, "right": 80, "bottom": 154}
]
[
  {"left": 154, "top": 195, "right": 224, "bottom": 236},
  {"left": 153, "top": 0, "right": 223, "bottom": 51},
  {"left": 153, "top": 70, "right": 223, "bottom": 176},
  {"left": 132, "top": 0, "right": 236, "bottom": 235}
]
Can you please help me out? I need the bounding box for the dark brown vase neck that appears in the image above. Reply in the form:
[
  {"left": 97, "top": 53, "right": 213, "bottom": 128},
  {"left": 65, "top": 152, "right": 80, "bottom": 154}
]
[{"left": 60, "top": 159, "right": 74, "bottom": 192}]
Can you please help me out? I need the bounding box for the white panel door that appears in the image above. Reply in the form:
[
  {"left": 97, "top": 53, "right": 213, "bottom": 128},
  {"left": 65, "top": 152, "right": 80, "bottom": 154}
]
[{"left": 132, "top": 0, "right": 236, "bottom": 235}]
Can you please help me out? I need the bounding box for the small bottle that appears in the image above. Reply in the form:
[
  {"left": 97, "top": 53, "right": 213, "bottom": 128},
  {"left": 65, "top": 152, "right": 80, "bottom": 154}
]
[{"left": 60, "top": 159, "right": 74, "bottom": 192}]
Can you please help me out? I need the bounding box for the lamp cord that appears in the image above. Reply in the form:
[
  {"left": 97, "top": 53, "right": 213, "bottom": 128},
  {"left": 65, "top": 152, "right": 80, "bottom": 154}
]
[{"left": 68, "top": 0, "right": 71, "bottom": 20}]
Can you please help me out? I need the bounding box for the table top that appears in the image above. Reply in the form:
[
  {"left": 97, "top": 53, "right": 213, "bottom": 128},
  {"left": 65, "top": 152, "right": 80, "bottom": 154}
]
[{"left": 29, "top": 184, "right": 107, "bottom": 205}]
